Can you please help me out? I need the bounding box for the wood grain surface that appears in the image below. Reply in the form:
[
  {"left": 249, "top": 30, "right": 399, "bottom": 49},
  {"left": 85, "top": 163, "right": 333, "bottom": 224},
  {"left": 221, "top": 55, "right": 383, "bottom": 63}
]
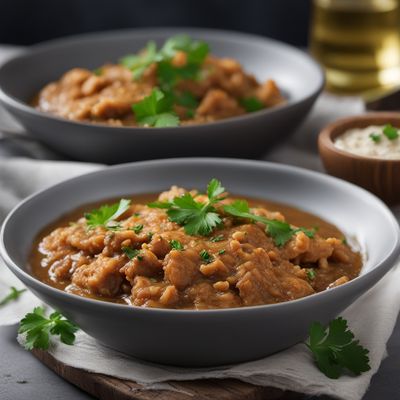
[{"left": 31, "top": 349, "right": 306, "bottom": 400}]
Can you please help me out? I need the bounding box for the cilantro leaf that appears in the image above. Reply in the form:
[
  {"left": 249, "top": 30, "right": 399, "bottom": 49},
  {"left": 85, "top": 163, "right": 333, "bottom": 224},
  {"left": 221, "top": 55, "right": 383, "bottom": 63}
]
[
  {"left": 19, "top": 307, "right": 79, "bottom": 350},
  {"left": 223, "top": 200, "right": 315, "bottom": 246},
  {"left": 383, "top": 124, "right": 399, "bottom": 140},
  {"left": 0, "top": 286, "right": 26, "bottom": 306},
  {"left": 207, "top": 178, "right": 225, "bottom": 202},
  {"left": 166, "top": 193, "right": 222, "bottom": 236},
  {"left": 199, "top": 249, "right": 213, "bottom": 263},
  {"left": 170, "top": 239, "right": 184, "bottom": 251},
  {"left": 307, "top": 268, "right": 316, "bottom": 280},
  {"left": 85, "top": 199, "right": 131, "bottom": 230},
  {"left": 122, "top": 246, "right": 141, "bottom": 260},
  {"left": 210, "top": 234, "right": 224, "bottom": 242},
  {"left": 306, "top": 317, "right": 370, "bottom": 379},
  {"left": 131, "top": 224, "right": 143, "bottom": 234},
  {"left": 369, "top": 132, "right": 381, "bottom": 143},
  {"left": 240, "top": 97, "right": 264, "bottom": 113},
  {"left": 147, "top": 180, "right": 224, "bottom": 236},
  {"left": 133, "top": 88, "right": 180, "bottom": 127},
  {"left": 161, "top": 35, "right": 209, "bottom": 64},
  {"left": 120, "top": 41, "right": 161, "bottom": 79}
]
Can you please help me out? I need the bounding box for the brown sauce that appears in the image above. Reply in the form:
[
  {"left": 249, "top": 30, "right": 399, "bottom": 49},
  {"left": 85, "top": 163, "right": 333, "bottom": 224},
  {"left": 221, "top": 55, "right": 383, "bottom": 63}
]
[{"left": 29, "top": 190, "right": 362, "bottom": 309}]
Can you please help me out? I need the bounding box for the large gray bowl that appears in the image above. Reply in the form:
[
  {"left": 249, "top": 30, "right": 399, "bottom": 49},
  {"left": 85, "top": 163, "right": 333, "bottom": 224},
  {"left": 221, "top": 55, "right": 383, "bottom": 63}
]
[
  {"left": 0, "top": 28, "right": 324, "bottom": 163},
  {"left": 1, "top": 158, "right": 398, "bottom": 367}
]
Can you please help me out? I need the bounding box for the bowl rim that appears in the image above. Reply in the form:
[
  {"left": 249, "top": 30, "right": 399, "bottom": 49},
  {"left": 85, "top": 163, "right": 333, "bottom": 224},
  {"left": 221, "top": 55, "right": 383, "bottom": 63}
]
[
  {"left": 0, "top": 27, "right": 325, "bottom": 133},
  {"left": 319, "top": 112, "right": 400, "bottom": 163},
  {"left": 1, "top": 157, "right": 399, "bottom": 315}
]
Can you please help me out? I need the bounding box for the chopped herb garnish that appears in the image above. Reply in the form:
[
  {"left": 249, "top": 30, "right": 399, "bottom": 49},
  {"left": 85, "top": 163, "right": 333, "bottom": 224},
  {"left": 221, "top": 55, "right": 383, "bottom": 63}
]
[
  {"left": 19, "top": 307, "right": 78, "bottom": 350},
  {"left": 210, "top": 234, "right": 224, "bottom": 242},
  {"left": 199, "top": 249, "right": 213, "bottom": 263},
  {"left": 85, "top": 199, "right": 131, "bottom": 230},
  {"left": 148, "top": 179, "right": 314, "bottom": 244},
  {"left": 147, "top": 232, "right": 154, "bottom": 240},
  {"left": 0, "top": 287, "right": 26, "bottom": 306},
  {"left": 170, "top": 239, "right": 184, "bottom": 251},
  {"left": 218, "top": 249, "right": 226, "bottom": 255},
  {"left": 134, "top": 212, "right": 141, "bottom": 217},
  {"left": 240, "top": 97, "right": 264, "bottom": 113},
  {"left": 132, "top": 88, "right": 179, "bottom": 127},
  {"left": 148, "top": 179, "right": 225, "bottom": 236},
  {"left": 369, "top": 132, "right": 381, "bottom": 143},
  {"left": 120, "top": 41, "right": 160, "bottom": 79},
  {"left": 223, "top": 200, "right": 315, "bottom": 247},
  {"left": 137, "top": 255, "right": 144, "bottom": 261},
  {"left": 342, "top": 237, "right": 348, "bottom": 245},
  {"left": 307, "top": 269, "right": 316, "bottom": 280},
  {"left": 306, "top": 317, "right": 370, "bottom": 379},
  {"left": 383, "top": 124, "right": 399, "bottom": 140},
  {"left": 121, "top": 35, "right": 209, "bottom": 87},
  {"left": 93, "top": 68, "right": 102, "bottom": 76},
  {"left": 131, "top": 224, "right": 144, "bottom": 234},
  {"left": 122, "top": 246, "right": 141, "bottom": 260}
]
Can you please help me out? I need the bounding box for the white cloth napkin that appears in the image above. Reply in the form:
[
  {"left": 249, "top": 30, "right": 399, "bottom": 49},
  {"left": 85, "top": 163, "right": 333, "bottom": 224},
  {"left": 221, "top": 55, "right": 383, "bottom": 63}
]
[{"left": 0, "top": 158, "right": 400, "bottom": 400}]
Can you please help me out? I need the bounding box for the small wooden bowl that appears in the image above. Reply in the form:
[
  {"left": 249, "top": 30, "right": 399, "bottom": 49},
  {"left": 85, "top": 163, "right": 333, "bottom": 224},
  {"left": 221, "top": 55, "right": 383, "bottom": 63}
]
[{"left": 318, "top": 112, "right": 400, "bottom": 205}]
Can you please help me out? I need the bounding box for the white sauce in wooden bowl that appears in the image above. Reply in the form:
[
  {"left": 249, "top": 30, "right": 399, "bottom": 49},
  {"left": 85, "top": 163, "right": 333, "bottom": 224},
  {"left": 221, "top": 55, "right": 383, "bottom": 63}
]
[{"left": 334, "top": 125, "right": 400, "bottom": 159}]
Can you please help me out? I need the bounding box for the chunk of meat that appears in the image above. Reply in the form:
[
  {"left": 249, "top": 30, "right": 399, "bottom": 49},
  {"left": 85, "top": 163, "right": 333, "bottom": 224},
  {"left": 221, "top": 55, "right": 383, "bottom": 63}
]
[
  {"left": 71, "top": 255, "right": 124, "bottom": 296},
  {"left": 122, "top": 249, "right": 163, "bottom": 282},
  {"left": 163, "top": 249, "right": 200, "bottom": 290},
  {"left": 236, "top": 248, "right": 314, "bottom": 305}
]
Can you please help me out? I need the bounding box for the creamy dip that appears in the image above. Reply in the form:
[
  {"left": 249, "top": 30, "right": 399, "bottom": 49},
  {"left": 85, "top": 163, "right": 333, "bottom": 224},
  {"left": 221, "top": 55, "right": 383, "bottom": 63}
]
[{"left": 334, "top": 125, "right": 400, "bottom": 159}]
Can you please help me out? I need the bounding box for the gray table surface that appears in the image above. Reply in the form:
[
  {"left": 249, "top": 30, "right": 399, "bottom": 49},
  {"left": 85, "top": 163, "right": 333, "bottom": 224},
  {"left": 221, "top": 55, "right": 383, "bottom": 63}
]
[{"left": 0, "top": 45, "right": 399, "bottom": 400}]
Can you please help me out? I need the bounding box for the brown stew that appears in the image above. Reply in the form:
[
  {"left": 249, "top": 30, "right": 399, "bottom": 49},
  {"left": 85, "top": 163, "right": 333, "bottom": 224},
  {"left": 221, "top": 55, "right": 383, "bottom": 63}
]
[
  {"left": 30, "top": 188, "right": 361, "bottom": 309},
  {"left": 33, "top": 36, "right": 284, "bottom": 127}
]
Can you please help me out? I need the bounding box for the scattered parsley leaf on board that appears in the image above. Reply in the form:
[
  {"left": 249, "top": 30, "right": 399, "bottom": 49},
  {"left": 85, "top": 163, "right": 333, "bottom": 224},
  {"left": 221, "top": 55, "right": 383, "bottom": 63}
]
[
  {"left": 170, "top": 239, "right": 184, "bottom": 251},
  {"left": 223, "top": 200, "right": 315, "bottom": 246},
  {"left": 132, "top": 88, "right": 180, "bottom": 127},
  {"left": 85, "top": 199, "right": 131, "bottom": 230},
  {"left": 18, "top": 307, "right": 79, "bottom": 350},
  {"left": 0, "top": 287, "right": 26, "bottom": 306},
  {"left": 306, "top": 317, "right": 370, "bottom": 379},
  {"left": 148, "top": 179, "right": 225, "bottom": 236},
  {"left": 369, "top": 132, "right": 381, "bottom": 143},
  {"left": 240, "top": 97, "right": 264, "bottom": 113},
  {"left": 383, "top": 124, "right": 399, "bottom": 140}
]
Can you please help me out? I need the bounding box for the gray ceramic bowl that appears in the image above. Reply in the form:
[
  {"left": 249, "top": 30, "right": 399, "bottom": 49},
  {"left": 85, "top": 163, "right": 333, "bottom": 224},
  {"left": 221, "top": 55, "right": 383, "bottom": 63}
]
[
  {"left": 0, "top": 28, "right": 324, "bottom": 163},
  {"left": 1, "top": 158, "right": 398, "bottom": 367}
]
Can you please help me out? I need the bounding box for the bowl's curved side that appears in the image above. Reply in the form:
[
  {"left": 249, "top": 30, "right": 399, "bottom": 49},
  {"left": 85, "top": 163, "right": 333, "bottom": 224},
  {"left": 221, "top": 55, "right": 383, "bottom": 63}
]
[
  {"left": 1, "top": 158, "right": 398, "bottom": 366},
  {"left": 0, "top": 28, "right": 324, "bottom": 162}
]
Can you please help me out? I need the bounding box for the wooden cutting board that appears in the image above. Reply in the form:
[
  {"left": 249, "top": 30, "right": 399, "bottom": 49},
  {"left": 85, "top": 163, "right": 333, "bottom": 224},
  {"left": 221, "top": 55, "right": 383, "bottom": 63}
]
[{"left": 32, "top": 349, "right": 309, "bottom": 400}]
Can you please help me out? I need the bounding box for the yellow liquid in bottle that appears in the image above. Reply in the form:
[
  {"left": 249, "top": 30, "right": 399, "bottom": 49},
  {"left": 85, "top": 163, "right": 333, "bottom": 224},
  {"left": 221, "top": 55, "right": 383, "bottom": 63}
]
[{"left": 310, "top": 0, "right": 400, "bottom": 93}]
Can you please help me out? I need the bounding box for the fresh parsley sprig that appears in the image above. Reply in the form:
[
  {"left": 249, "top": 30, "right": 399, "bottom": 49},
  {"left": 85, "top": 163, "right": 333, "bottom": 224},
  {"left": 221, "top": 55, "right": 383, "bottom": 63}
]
[
  {"left": 148, "top": 179, "right": 225, "bottom": 236},
  {"left": 223, "top": 200, "right": 315, "bottom": 246},
  {"left": 383, "top": 124, "right": 399, "bottom": 140},
  {"left": 240, "top": 97, "right": 264, "bottom": 113},
  {"left": 85, "top": 199, "right": 131, "bottom": 230},
  {"left": 306, "top": 317, "right": 370, "bottom": 379},
  {"left": 121, "top": 35, "right": 209, "bottom": 86},
  {"left": 132, "top": 88, "right": 179, "bottom": 127},
  {"left": 0, "top": 287, "right": 26, "bottom": 306},
  {"left": 19, "top": 307, "right": 79, "bottom": 350}
]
